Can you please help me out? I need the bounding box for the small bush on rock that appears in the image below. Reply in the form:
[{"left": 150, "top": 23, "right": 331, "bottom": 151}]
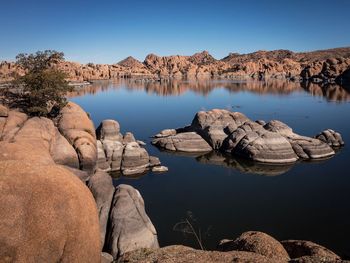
[{"left": 11, "top": 50, "right": 73, "bottom": 116}]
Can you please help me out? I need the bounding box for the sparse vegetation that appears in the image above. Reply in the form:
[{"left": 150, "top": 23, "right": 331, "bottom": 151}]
[
  {"left": 173, "top": 211, "right": 211, "bottom": 250},
  {"left": 9, "top": 50, "right": 73, "bottom": 116}
]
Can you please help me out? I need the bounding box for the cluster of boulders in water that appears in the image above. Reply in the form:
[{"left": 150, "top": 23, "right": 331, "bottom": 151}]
[
  {"left": 0, "top": 101, "right": 347, "bottom": 262},
  {"left": 96, "top": 119, "right": 167, "bottom": 175},
  {"left": 152, "top": 109, "right": 344, "bottom": 164},
  {"left": 1, "top": 47, "right": 350, "bottom": 85}
]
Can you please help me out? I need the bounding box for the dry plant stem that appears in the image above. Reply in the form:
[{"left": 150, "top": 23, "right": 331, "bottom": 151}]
[{"left": 185, "top": 219, "right": 205, "bottom": 250}]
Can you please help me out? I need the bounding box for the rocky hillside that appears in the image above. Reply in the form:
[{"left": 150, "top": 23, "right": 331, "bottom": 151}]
[{"left": 1, "top": 47, "right": 350, "bottom": 84}]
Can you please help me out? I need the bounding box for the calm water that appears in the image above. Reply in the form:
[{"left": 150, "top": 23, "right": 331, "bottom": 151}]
[{"left": 70, "top": 79, "right": 350, "bottom": 257}]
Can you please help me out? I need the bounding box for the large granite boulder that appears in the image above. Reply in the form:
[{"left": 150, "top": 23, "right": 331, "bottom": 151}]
[
  {"left": 264, "top": 120, "right": 335, "bottom": 159},
  {"left": 58, "top": 102, "right": 97, "bottom": 173},
  {"left": 0, "top": 104, "right": 98, "bottom": 181},
  {"left": 96, "top": 119, "right": 166, "bottom": 176},
  {"left": 152, "top": 131, "right": 212, "bottom": 152},
  {"left": 229, "top": 231, "right": 290, "bottom": 261},
  {"left": 224, "top": 121, "right": 298, "bottom": 163},
  {"left": 0, "top": 104, "right": 8, "bottom": 117},
  {"left": 12, "top": 117, "right": 79, "bottom": 169},
  {"left": 0, "top": 140, "right": 54, "bottom": 165},
  {"left": 121, "top": 142, "right": 150, "bottom": 175},
  {"left": 104, "top": 184, "right": 159, "bottom": 259},
  {"left": 0, "top": 110, "right": 28, "bottom": 141},
  {"left": 190, "top": 109, "right": 249, "bottom": 149},
  {"left": 0, "top": 161, "right": 101, "bottom": 263},
  {"left": 281, "top": 240, "right": 341, "bottom": 262},
  {"left": 118, "top": 245, "right": 280, "bottom": 263},
  {"left": 96, "top": 119, "right": 123, "bottom": 141},
  {"left": 88, "top": 169, "right": 115, "bottom": 248}
]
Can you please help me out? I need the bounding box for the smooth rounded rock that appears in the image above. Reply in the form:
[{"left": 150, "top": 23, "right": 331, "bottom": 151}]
[
  {"left": 232, "top": 231, "right": 290, "bottom": 261},
  {"left": 104, "top": 184, "right": 159, "bottom": 259},
  {"left": 0, "top": 161, "right": 101, "bottom": 263}
]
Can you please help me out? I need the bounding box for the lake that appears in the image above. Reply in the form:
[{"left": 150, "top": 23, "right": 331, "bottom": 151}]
[{"left": 70, "top": 79, "right": 350, "bottom": 257}]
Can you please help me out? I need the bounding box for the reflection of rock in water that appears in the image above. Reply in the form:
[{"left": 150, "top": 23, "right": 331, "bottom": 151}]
[
  {"left": 67, "top": 79, "right": 350, "bottom": 102},
  {"left": 301, "top": 82, "right": 350, "bottom": 102},
  {"left": 196, "top": 151, "right": 294, "bottom": 176}
]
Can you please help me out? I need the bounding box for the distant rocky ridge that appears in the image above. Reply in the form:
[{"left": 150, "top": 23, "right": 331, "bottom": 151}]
[{"left": 1, "top": 47, "right": 350, "bottom": 84}]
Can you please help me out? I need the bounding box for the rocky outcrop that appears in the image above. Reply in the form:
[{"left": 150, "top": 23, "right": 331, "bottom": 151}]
[
  {"left": 152, "top": 109, "right": 344, "bottom": 164},
  {"left": 104, "top": 184, "right": 159, "bottom": 259},
  {"left": 281, "top": 240, "right": 341, "bottom": 262},
  {"left": 0, "top": 102, "right": 97, "bottom": 180},
  {"left": 227, "top": 231, "right": 290, "bottom": 261},
  {"left": 58, "top": 102, "right": 97, "bottom": 173},
  {"left": 118, "top": 245, "right": 276, "bottom": 263},
  {"left": 2, "top": 47, "right": 349, "bottom": 83},
  {"left": 88, "top": 169, "right": 115, "bottom": 248},
  {"left": 216, "top": 232, "right": 347, "bottom": 263},
  {"left": 264, "top": 120, "right": 339, "bottom": 159},
  {"left": 96, "top": 119, "right": 167, "bottom": 175},
  {"left": 152, "top": 130, "right": 212, "bottom": 152},
  {"left": 0, "top": 161, "right": 101, "bottom": 262},
  {"left": 337, "top": 68, "right": 350, "bottom": 86},
  {"left": 119, "top": 234, "right": 348, "bottom": 263}
]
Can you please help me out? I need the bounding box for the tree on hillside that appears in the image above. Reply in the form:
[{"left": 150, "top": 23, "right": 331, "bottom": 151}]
[{"left": 11, "top": 50, "right": 73, "bottom": 116}]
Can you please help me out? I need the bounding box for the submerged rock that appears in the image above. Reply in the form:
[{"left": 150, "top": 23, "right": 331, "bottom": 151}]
[
  {"left": 151, "top": 165, "right": 168, "bottom": 172},
  {"left": 104, "top": 184, "right": 159, "bottom": 259},
  {"left": 152, "top": 109, "right": 344, "bottom": 164}
]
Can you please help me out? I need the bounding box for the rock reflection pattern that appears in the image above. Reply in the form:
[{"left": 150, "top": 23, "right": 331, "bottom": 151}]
[{"left": 67, "top": 79, "right": 350, "bottom": 102}]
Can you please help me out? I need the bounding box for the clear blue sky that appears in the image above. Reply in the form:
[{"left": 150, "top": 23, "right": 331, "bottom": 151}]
[{"left": 1, "top": 0, "right": 349, "bottom": 64}]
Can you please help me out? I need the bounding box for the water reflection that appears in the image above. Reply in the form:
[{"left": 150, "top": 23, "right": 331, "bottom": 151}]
[
  {"left": 67, "top": 79, "right": 350, "bottom": 102},
  {"left": 196, "top": 151, "right": 294, "bottom": 176}
]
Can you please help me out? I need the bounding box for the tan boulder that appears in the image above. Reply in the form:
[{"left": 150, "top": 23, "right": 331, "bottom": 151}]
[
  {"left": 0, "top": 140, "right": 54, "bottom": 165},
  {"left": 0, "top": 161, "right": 101, "bottom": 263},
  {"left": 11, "top": 116, "right": 79, "bottom": 169},
  {"left": 119, "top": 245, "right": 280, "bottom": 263},
  {"left": 58, "top": 102, "right": 97, "bottom": 173},
  {"left": 0, "top": 110, "right": 28, "bottom": 141},
  {"left": 231, "top": 231, "right": 290, "bottom": 261},
  {"left": 0, "top": 104, "right": 8, "bottom": 117},
  {"left": 281, "top": 240, "right": 340, "bottom": 261}
]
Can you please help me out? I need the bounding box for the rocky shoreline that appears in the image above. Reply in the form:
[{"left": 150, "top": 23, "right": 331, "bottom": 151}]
[
  {"left": 1, "top": 47, "right": 350, "bottom": 86},
  {"left": 0, "top": 101, "right": 348, "bottom": 262}
]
